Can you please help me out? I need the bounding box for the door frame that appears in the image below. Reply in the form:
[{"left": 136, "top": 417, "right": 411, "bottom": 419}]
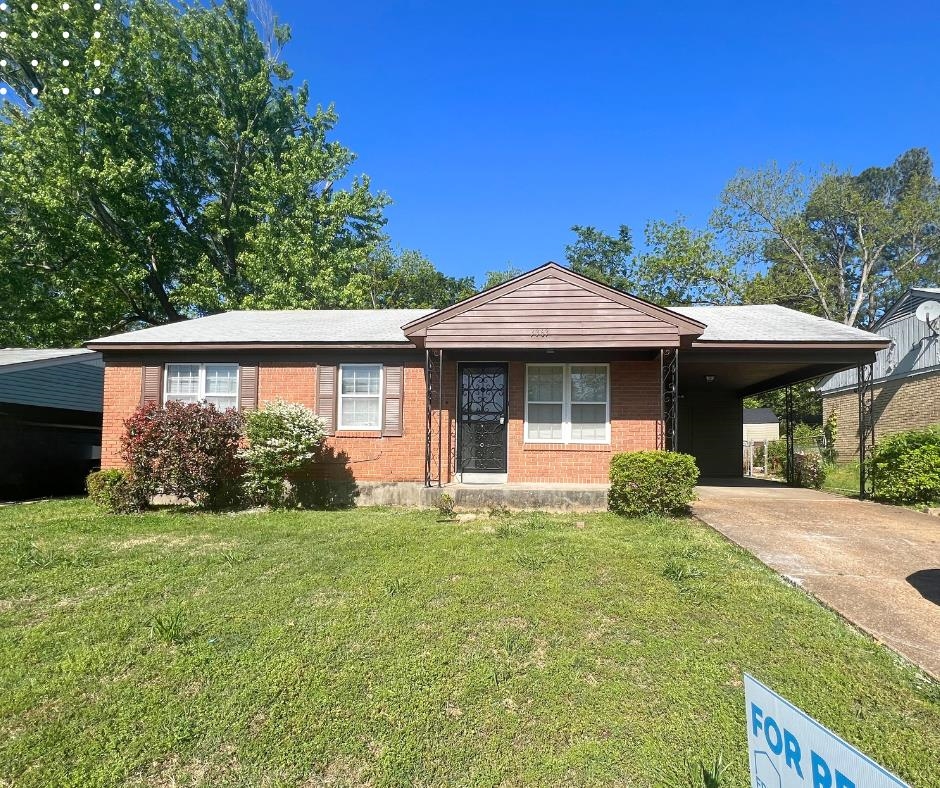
[{"left": 456, "top": 361, "right": 509, "bottom": 483}]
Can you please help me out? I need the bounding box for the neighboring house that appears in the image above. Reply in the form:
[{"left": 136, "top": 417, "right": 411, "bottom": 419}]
[
  {"left": 0, "top": 348, "right": 104, "bottom": 500},
  {"left": 86, "top": 263, "right": 887, "bottom": 489},
  {"left": 817, "top": 287, "right": 940, "bottom": 461},
  {"left": 743, "top": 408, "right": 780, "bottom": 444}
]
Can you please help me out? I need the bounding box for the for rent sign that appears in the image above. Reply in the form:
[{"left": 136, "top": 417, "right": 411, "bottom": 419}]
[{"left": 744, "top": 675, "right": 909, "bottom": 788}]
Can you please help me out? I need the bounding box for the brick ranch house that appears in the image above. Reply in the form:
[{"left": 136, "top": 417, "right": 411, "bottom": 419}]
[
  {"left": 818, "top": 286, "right": 940, "bottom": 461},
  {"left": 86, "top": 264, "right": 888, "bottom": 497}
]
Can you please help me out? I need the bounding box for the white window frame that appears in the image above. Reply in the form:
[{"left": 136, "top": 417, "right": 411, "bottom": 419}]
[
  {"left": 163, "top": 363, "right": 240, "bottom": 410},
  {"left": 524, "top": 363, "right": 610, "bottom": 445},
  {"left": 338, "top": 363, "right": 384, "bottom": 431}
]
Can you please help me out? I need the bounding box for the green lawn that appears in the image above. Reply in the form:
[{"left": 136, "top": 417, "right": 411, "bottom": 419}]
[
  {"left": 822, "top": 461, "right": 862, "bottom": 498},
  {"left": 1, "top": 501, "right": 938, "bottom": 787}
]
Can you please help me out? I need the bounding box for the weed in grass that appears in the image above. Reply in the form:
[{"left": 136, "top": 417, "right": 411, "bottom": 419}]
[
  {"left": 495, "top": 522, "right": 521, "bottom": 538},
  {"left": 488, "top": 503, "right": 512, "bottom": 518},
  {"left": 9, "top": 540, "right": 68, "bottom": 570},
  {"left": 511, "top": 548, "right": 547, "bottom": 569},
  {"left": 384, "top": 577, "right": 410, "bottom": 596},
  {"left": 218, "top": 548, "right": 254, "bottom": 566},
  {"left": 663, "top": 752, "right": 730, "bottom": 787},
  {"left": 149, "top": 605, "right": 189, "bottom": 645}
]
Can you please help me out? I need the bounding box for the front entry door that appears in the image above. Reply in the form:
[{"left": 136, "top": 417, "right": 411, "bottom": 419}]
[{"left": 458, "top": 364, "right": 508, "bottom": 476}]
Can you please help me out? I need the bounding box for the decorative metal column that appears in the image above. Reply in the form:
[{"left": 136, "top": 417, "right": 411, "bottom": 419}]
[
  {"left": 660, "top": 349, "right": 679, "bottom": 451},
  {"left": 785, "top": 385, "right": 795, "bottom": 485},
  {"left": 857, "top": 363, "right": 875, "bottom": 500},
  {"left": 424, "top": 349, "right": 444, "bottom": 487}
]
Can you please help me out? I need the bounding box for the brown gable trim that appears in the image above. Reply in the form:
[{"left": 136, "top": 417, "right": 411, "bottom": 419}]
[{"left": 401, "top": 262, "right": 707, "bottom": 338}]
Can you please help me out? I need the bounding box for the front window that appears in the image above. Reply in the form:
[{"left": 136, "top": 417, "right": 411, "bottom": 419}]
[
  {"left": 164, "top": 363, "right": 239, "bottom": 410},
  {"left": 339, "top": 364, "right": 383, "bottom": 430},
  {"left": 525, "top": 364, "right": 609, "bottom": 443}
]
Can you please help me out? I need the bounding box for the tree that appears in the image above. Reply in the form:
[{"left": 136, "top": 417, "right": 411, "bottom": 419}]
[
  {"left": 565, "top": 224, "right": 633, "bottom": 290},
  {"left": 349, "top": 245, "right": 476, "bottom": 308},
  {"left": 0, "top": 0, "right": 388, "bottom": 345},
  {"left": 716, "top": 149, "right": 940, "bottom": 327},
  {"left": 562, "top": 221, "right": 741, "bottom": 305},
  {"left": 481, "top": 264, "right": 523, "bottom": 290}
]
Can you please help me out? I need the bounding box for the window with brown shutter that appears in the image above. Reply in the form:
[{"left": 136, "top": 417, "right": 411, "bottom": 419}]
[
  {"left": 382, "top": 365, "right": 404, "bottom": 437},
  {"left": 140, "top": 365, "right": 163, "bottom": 406},
  {"left": 316, "top": 364, "right": 337, "bottom": 435},
  {"left": 238, "top": 365, "right": 258, "bottom": 410}
]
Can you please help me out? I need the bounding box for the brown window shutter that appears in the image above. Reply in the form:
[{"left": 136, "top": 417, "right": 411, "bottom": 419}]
[
  {"left": 316, "top": 364, "right": 337, "bottom": 435},
  {"left": 382, "top": 365, "right": 404, "bottom": 437},
  {"left": 238, "top": 365, "right": 258, "bottom": 410},
  {"left": 140, "top": 365, "right": 163, "bottom": 406}
]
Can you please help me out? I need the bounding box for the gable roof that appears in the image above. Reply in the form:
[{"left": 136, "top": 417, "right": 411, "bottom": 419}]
[
  {"left": 874, "top": 286, "right": 940, "bottom": 328},
  {"left": 86, "top": 309, "right": 434, "bottom": 349},
  {"left": 402, "top": 263, "right": 707, "bottom": 338},
  {"left": 743, "top": 407, "right": 778, "bottom": 424}
]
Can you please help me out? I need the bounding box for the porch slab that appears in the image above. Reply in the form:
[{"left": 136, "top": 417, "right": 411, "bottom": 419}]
[{"left": 355, "top": 481, "right": 609, "bottom": 512}]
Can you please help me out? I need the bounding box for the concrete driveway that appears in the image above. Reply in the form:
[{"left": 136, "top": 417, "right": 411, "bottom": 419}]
[{"left": 693, "top": 478, "right": 940, "bottom": 678}]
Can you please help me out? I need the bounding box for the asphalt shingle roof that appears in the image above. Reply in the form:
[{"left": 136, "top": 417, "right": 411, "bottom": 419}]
[
  {"left": 670, "top": 305, "right": 885, "bottom": 343},
  {"left": 86, "top": 304, "right": 886, "bottom": 346},
  {"left": 87, "top": 309, "right": 436, "bottom": 345},
  {"left": 0, "top": 348, "right": 98, "bottom": 368}
]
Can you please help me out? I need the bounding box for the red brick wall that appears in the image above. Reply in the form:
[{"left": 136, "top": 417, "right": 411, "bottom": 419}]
[
  {"left": 507, "top": 360, "right": 659, "bottom": 483},
  {"left": 100, "top": 355, "right": 661, "bottom": 485},
  {"left": 101, "top": 362, "right": 142, "bottom": 468}
]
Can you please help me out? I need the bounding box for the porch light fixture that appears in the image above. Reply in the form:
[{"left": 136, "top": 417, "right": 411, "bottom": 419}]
[{"left": 704, "top": 375, "right": 716, "bottom": 384}]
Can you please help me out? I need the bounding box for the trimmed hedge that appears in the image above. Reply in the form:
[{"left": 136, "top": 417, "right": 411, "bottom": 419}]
[
  {"left": 869, "top": 426, "right": 940, "bottom": 505},
  {"left": 608, "top": 451, "right": 699, "bottom": 517}
]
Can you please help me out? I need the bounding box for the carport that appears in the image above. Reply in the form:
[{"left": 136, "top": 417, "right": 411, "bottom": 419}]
[{"left": 666, "top": 305, "right": 890, "bottom": 493}]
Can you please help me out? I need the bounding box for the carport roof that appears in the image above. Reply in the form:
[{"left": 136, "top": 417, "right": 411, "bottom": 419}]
[{"left": 671, "top": 305, "right": 885, "bottom": 346}]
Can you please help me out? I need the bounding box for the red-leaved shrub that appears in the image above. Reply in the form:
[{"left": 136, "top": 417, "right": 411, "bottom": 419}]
[{"left": 121, "top": 400, "right": 244, "bottom": 509}]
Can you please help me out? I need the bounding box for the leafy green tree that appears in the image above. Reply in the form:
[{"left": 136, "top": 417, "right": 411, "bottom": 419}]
[
  {"left": 0, "top": 0, "right": 388, "bottom": 345},
  {"left": 717, "top": 149, "right": 940, "bottom": 326},
  {"left": 565, "top": 224, "right": 633, "bottom": 290},
  {"left": 481, "top": 265, "right": 524, "bottom": 290},
  {"left": 349, "top": 245, "right": 476, "bottom": 308}
]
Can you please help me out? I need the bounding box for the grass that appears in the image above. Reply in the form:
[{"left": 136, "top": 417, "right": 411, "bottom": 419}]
[
  {"left": 822, "top": 461, "right": 862, "bottom": 497},
  {"left": 1, "top": 501, "right": 938, "bottom": 787}
]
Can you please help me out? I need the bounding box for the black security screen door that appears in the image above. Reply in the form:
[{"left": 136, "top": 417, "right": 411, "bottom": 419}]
[{"left": 458, "top": 364, "right": 508, "bottom": 473}]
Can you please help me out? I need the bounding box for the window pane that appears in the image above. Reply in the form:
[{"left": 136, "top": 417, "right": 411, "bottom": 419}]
[
  {"left": 341, "top": 366, "right": 381, "bottom": 395},
  {"left": 527, "top": 403, "right": 563, "bottom": 440},
  {"left": 570, "top": 366, "right": 607, "bottom": 403},
  {"left": 571, "top": 403, "right": 607, "bottom": 441},
  {"left": 205, "top": 395, "right": 238, "bottom": 411},
  {"left": 205, "top": 365, "right": 238, "bottom": 395},
  {"left": 341, "top": 396, "right": 381, "bottom": 428},
  {"left": 166, "top": 364, "right": 200, "bottom": 396},
  {"left": 527, "top": 366, "right": 563, "bottom": 402}
]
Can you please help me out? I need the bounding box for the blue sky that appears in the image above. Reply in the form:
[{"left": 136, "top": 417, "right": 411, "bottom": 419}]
[{"left": 279, "top": 0, "right": 940, "bottom": 283}]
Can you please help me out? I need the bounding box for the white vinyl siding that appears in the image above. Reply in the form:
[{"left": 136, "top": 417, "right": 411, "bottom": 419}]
[
  {"left": 524, "top": 364, "right": 609, "bottom": 444},
  {"left": 164, "top": 363, "right": 239, "bottom": 410},
  {"left": 339, "top": 364, "right": 383, "bottom": 430}
]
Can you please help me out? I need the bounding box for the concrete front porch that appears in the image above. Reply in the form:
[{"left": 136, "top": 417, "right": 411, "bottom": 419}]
[{"left": 355, "top": 480, "right": 609, "bottom": 512}]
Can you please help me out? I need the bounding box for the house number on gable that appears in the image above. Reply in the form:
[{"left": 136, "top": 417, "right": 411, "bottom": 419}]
[{"left": 530, "top": 328, "right": 550, "bottom": 338}]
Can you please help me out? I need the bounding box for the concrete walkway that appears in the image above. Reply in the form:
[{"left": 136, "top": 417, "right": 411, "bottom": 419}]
[{"left": 693, "top": 478, "right": 940, "bottom": 678}]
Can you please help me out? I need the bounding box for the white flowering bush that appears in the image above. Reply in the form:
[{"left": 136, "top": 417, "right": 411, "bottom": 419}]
[{"left": 240, "top": 400, "right": 326, "bottom": 507}]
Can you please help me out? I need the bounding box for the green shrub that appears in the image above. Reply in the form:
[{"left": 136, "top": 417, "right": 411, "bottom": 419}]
[
  {"left": 122, "top": 401, "right": 244, "bottom": 510},
  {"left": 240, "top": 399, "right": 325, "bottom": 508},
  {"left": 608, "top": 451, "right": 699, "bottom": 517},
  {"left": 86, "top": 469, "right": 146, "bottom": 514},
  {"left": 869, "top": 426, "right": 940, "bottom": 504},
  {"left": 766, "top": 439, "right": 787, "bottom": 476},
  {"left": 794, "top": 452, "right": 825, "bottom": 489}
]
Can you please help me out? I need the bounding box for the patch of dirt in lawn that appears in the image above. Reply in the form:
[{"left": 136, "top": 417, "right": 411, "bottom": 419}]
[{"left": 300, "top": 757, "right": 374, "bottom": 787}]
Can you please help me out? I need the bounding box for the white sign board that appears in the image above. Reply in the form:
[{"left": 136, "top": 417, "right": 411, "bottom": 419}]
[{"left": 744, "top": 674, "right": 909, "bottom": 788}]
